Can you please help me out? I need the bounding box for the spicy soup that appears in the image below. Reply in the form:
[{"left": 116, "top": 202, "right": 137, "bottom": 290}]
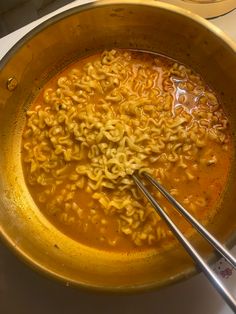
[{"left": 22, "top": 50, "right": 232, "bottom": 251}]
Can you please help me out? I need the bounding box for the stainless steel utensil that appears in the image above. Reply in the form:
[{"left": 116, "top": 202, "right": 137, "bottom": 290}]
[{"left": 133, "top": 171, "right": 236, "bottom": 312}]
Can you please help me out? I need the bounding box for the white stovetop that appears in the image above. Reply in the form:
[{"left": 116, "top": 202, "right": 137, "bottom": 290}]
[{"left": 0, "top": 1, "right": 236, "bottom": 314}]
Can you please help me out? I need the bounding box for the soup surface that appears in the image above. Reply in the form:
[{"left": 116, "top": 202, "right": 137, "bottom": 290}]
[{"left": 22, "top": 49, "right": 232, "bottom": 251}]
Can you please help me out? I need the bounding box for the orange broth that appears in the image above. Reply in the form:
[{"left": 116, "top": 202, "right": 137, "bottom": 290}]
[{"left": 22, "top": 50, "right": 232, "bottom": 251}]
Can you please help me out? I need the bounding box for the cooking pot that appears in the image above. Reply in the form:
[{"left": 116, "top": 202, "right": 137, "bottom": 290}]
[{"left": 0, "top": 0, "right": 236, "bottom": 292}]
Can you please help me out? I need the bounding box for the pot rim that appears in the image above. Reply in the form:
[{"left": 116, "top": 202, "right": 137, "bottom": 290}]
[{"left": 1, "top": 0, "right": 236, "bottom": 293}]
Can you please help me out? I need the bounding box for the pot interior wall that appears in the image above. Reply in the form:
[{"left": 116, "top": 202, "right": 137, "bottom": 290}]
[{"left": 0, "top": 1, "right": 236, "bottom": 290}]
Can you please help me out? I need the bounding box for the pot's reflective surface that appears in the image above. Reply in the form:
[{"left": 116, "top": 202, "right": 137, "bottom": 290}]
[{"left": 0, "top": 0, "right": 236, "bottom": 291}]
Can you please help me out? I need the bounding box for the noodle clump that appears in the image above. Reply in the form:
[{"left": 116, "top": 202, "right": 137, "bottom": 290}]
[{"left": 22, "top": 50, "right": 231, "bottom": 249}]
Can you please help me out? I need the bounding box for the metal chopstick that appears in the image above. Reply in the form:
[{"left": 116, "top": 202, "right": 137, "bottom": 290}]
[
  {"left": 142, "top": 171, "right": 236, "bottom": 269},
  {"left": 132, "top": 172, "right": 236, "bottom": 313}
]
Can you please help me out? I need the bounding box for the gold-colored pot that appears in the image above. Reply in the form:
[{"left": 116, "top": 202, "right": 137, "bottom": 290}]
[{"left": 0, "top": 0, "right": 236, "bottom": 292}]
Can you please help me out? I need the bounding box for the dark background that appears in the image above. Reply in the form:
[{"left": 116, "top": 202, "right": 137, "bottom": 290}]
[{"left": 0, "top": 0, "right": 74, "bottom": 37}]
